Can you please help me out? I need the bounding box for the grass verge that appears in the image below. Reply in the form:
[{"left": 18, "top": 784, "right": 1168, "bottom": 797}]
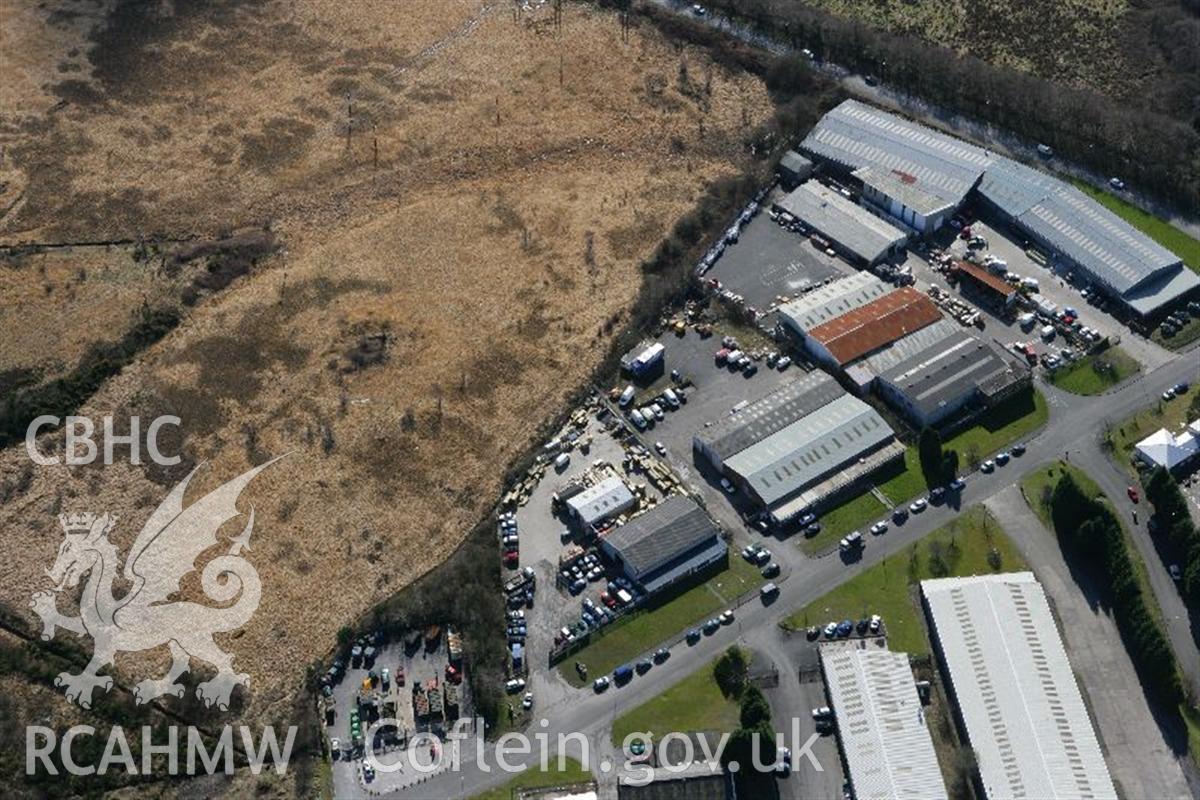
[
  {"left": 471, "top": 757, "right": 592, "bottom": 800},
  {"left": 559, "top": 557, "right": 763, "bottom": 686},
  {"left": 784, "top": 506, "right": 1026, "bottom": 654},
  {"left": 610, "top": 652, "right": 743, "bottom": 746},
  {"left": 798, "top": 390, "right": 1048, "bottom": 556},
  {"left": 1102, "top": 386, "right": 1197, "bottom": 474},
  {"left": 1070, "top": 180, "right": 1200, "bottom": 273},
  {"left": 1047, "top": 345, "right": 1140, "bottom": 395}
]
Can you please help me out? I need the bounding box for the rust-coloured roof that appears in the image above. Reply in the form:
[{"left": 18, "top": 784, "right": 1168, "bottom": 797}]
[
  {"left": 955, "top": 260, "right": 1017, "bottom": 297},
  {"left": 808, "top": 287, "right": 943, "bottom": 365}
]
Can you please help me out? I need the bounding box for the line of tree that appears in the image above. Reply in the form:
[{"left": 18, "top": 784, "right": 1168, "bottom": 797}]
[
  {"left": 713, "top": 647, "right": 778, "bottom": 795},
  {"left": 689, "top": 0, "right": 1200, "bottom": 216},
  {"left": 918, "top": 426, "right": 959, "bottom": 487},
  {"left": 1049, "top": 471, "right": 1182, "bottom": 702},
  {"left": 1144, "top": 466, "right": 1200, "bottom": 608}
]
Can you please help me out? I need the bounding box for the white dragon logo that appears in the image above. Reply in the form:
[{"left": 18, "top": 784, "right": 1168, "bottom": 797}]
[{"left": 29, "top": 458, "right": 279, "bottom": 711}]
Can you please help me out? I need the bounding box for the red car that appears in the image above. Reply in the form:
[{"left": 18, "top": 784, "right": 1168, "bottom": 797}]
[
  {"left": 1127, "top": 486, "right": 1140, "bottom": 503},
  {"left": 445, "top": 664, "right": 462, "bottom": 684},
  {"left": 503, "top": 549, "right": 519, "bottom": 567}
]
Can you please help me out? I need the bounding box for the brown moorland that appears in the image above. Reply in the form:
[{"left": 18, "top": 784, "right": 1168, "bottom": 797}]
[{"left": 0, "top": 0, "right": 770, "bottom": 746}]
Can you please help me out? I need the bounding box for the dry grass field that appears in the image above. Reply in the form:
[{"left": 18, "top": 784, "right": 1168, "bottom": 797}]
[{"left": 0, "top": 0, "right": 769, "bottom": 756}]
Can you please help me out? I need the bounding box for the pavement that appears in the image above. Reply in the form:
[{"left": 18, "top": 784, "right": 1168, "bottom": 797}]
[{"left": 385, "top": 343, "right": 1199, "bottom": 800}]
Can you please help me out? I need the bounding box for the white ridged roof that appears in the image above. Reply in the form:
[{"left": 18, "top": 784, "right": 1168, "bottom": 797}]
[
  {"left": 922, "top": 573, "right": 1117, "bottom": 800},
  {"left": 821, "top": 643, "right": 948, "bottom": 800}
]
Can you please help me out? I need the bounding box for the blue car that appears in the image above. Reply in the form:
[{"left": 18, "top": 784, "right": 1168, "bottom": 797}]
[{"left": 836, "top": 620, "right": 854, "bottom": 637}]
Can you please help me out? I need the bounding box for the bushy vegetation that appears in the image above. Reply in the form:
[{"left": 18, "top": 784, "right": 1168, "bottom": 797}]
[
  {"left": 713, "top": 647, "right": 776, "bottom": 795},
  {"left": 1047, "top": 472, "right": 1182, "bottom": 703},
  {"left": 918, "top": 426, "right": 958, "bottom": 487},
  {"left": 1144, "top": 467, "right": 1200, "bottom": 609}
]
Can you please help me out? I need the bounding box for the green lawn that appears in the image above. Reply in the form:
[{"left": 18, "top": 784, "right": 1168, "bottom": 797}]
[
  {"left": 1048, "top": 345, "right": 1140, "bottom": 395},
  {"left": 798, "top": 390, "right": 1048, "bottom": 556},
  {"left": 1103, "top": 386, "right": 1197, "bottom": 473},
  {"left": 1071, "top": 180, "right": 1200, "bottom": 273},
  {"left": 471, "top": 757, "right": 592, "bottom": 800},
  {"left": 799, "top": 491, "right": 888, "bottom": 555},
  {"left": 611, "top": 652, "right": 743, "bottom": 746},
  {"left": 783, "top": 506, "right": 1026, "bottom": 654},
  {"left": 559, "top": 557, "right": 763, "bottom": 686}
]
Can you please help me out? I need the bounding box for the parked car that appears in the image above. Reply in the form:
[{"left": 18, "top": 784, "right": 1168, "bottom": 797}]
[
  {"left": 1170, "top": 564, "right": 1182, "bottom": 582},
  {"left": 839, "top": 531, "right": 863, "bottom": 552},
  {"left": 949, "top": 478, "right": 966, "bottom": 491},
  {"left": 981, "top": 459, "right": 995, "bottom": 473},
  {"left": 909, "top": 498, "right": 927, "bottom": 513},
  {"left": 719, "top": 609, "right": 735, "bottom": 625},
  {"left": 593, "top": 676, "right": 610, "bottom": 692},
  {"left": 720, "top": 478, "right": 736, "bottom": 494},
  {"left": 823, "top": 622, "right": 838, "bottom": 638},
  {"left": 1109, "top": 177, "right": 1126, "bottom": 191},
  {"left": 654, "top": 648, "right": 670, "bottom": 663},
  {"left": 1011, "top": 443, "right": 1026, "bottom": 456},
  {"left": 776, "top": 356, "right": 792, "bottom": 371},
  {"left": 523, "top": 692, "right": 533, "bottom": 709},
  {"left": 995, "top": 451, "right": 1010, "bottom": 465},
  {"left": 761, "top": 582, "right": 779, "bottom": 599},
  {"left": 1127, "top": 486, "right": 1139, "bottom": 503},
  {"left": 686, "top": 629, "right": 701, "bottom": 644},
  {"left": 761, "top": 562, "right": 780, "bottom": 578},
  {"left": 869, "top": 521, "right": 887, "bottom": 535}
]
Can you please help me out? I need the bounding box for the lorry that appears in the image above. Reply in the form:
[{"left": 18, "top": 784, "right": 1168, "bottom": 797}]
[{"left": 504, "top": 567, "right": 535, "bottom": 596}]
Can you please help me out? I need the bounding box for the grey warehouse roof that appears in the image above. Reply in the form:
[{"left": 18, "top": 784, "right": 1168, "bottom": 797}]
[
  {"left": 779, "top": 150, "right": 812, "bottom": 174},
  {"left": 877, "top": 332, "right": 1020, "bottom": 420},
  {"left": 777, "top": 272, "right": 890, "bottom": 334},
  {"left": 776, "top": 183, "right": 907, "bottom": 264},
  {"left": 567, "top": 476, "right": 635, "bottom": 526},
  {"left": 603, "top": 495, "right": 722, "bottom": 579},
  {"left": 922, "top": 573, "right": 1117, "bottom": 800},
  {"left": 801, "top": 99, "right": 990, "bottom": 206},
  {"left": 821, "top": 643, "right": 948, "bottom": 800},
  {"left": 854, "top": 165, "right": 957, "bottom": 218},
  {"left": 859, "top": 318, "right": 960, "bottom": 375},
  {"left": 725, "top": 394, "right": 895, "bottom": 506},
  {"left": 694, "top": 371, "right": 843, "bottom": 462}
]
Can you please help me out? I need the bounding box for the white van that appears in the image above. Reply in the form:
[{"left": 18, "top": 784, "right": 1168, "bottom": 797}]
[
  {"left": 1018, "top": 312, "right": 1036, "bottom": 330},
  {"left": 630, "top": 409, "right": 647, "bottom": 429},
  {"left": 554, "top": 453, "right": 571, "bottom": 471},
  {"left": 619, "top": 385, "right": 635, "bottom": 407},
  {"left": 663, "top": 388, "right": 680, "bottom": 408},
  {"left": 1041, "top": 325, "right": 1056, "bottom": 341}
]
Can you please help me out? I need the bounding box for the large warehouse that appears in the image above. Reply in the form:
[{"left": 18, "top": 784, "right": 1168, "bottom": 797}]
[
  {"left": 777, "top": 272, "right": 890, "bottom": 340},
  {"left": 693, "top": 374, "right": 903, "bottom": 523},
  {"left": 801, "top": 99, "right": 1196, "bottom": 318},
  {"left": 774, "top": 182, "right": 908, "bottom": 266},
  {"left": 922, "top": 573, "right": 1117, "bottom": 800},
  {"left": 820, "top": 641, "right": 948, "bottom": 800},
  {"left": 599, "top": 495, "right": 726, "bottom": 596},
  {"left": 805, "top": 286, "right": 943, "bottom": 369},
  {"left": 873, "top": 329, "right": 1030, "bottom": 427}
]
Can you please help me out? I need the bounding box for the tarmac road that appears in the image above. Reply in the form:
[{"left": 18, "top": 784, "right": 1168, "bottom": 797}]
[{"left": 389, "top": 351, "right": 1200, "bottom": 799}]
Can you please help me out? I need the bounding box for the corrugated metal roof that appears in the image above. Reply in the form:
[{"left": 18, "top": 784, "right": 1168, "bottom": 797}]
[
  {"left": 566, "top": 476, "right": 636, "bottom": 526},
  {"left": 801, "top": 99, "right": 989, "bottom": 206},
  {"left": 955, "top": 260, "right": 1018, "bottom": 297},
  {"left": 808, "top": 287, "right": 943, "bottom": 365},
  {"left": 854, "top": 165, "right": 957, "bottom": 218},
  {"left": 821, "top": 643, "right": 948, "bottom": 800},
  {"left": 778, "top": 272, "right": 890, "bottom": 334},
  {"left": 878, "top": 332, "right": 1021, "bottom": 420},
  {"left": 860, "top": 318, "right": 960, "bottom": 375},
  {"left": 603, "top": 495, "right": 723, "bottom": 579},
  {"left": 922, "top": 573, "right": 1117, "bottom": 800},
  {"left": 978, "top": 155, "right": 1183, "bottom": 299},
  {"left": 725, "top": 394, "right": 895, "bottom": 506},
  {"left": 776, "top": 182, "right": 907, "bottom": 264},
  {"left": 693, "top": 372, "right": 843, "bottom": 462},
  {"left": 779, "top": 150, "right": 812, "bottom": 174}
]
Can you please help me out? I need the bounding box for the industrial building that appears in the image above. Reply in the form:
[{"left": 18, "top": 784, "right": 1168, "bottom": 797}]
[
  {"left": 693, "top": 374, "right": 903, "bottom": 523},
  {"left": 805, "top": 286, "right": 943, "bottom": 369},
  {"left": 801, "top": 99, "right": 1195, "bottom": 318},
  {"left": 922, "top": 573, "right": 1117, "bottom": 800},
  {"left": 800, "top": 99, "right": 990, "bottom": 232},
  {"left": 776, "top": 149, "right": 814, "bottom": 189},
  {"left": 952, "top": 260, "right": 1019, "bottom": 312},
  {"left": 599, "top": 495, "right": 727, "bottom": 596},
  {"left": 873, "top": 330, "right": 1030, "bottom": 428},
  {"left": 1134, "top": 419, "right": 1200, "bottom": 474},
  {"left": 820, "top": 641, "right": 948, "bottom": 800},
  {"left": 777, "top": 272, "right": 890, "bottom": 340},
  {"left": 846, "top": 318, "right": 958, "bottom": 389},
  {"left": 977, "top": 157, "right": 1198, "bottom": 319},
  {"left": 774, "top": 182, "right": 908, "bottom": 266},
  {"left": 693, "top": 371, "right": 843, "bottom": 471},
  {"left": 566, "top": 476, "right": 636, "bottom": 530}
]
